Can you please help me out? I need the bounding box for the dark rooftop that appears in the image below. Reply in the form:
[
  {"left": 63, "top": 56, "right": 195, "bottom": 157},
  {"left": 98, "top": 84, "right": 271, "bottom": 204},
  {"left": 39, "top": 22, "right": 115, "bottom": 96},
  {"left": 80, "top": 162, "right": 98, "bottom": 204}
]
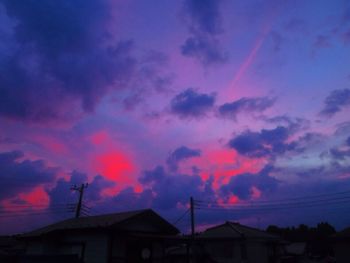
[
  {"left": 199, "top": 221, "right": 280, "bottom": 240},
  {"left": 21, "top": 209, "right": 179, "bottom": 237}
]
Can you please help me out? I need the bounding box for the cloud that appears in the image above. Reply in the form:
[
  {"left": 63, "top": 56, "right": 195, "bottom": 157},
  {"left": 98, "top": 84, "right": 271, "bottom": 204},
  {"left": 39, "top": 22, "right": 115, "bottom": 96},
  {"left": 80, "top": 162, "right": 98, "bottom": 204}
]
[
  {"left": 0, "top": 151, "right": 57, "bottom": 200},
  {"left": 170, "top": 88, "right": 216, "bottom": 118},
  {"left": 218, "top": 97, "right": 275, "bottom": 120},
  {"left": 48, "top": 171, "right": 115, "bottom": 208},
  {"left": 220, "top": 165, "right": 279, "bottom": 200},
  {"left": 181, "top": 35, "right": 228, "bottom": 65},
  {"left": 166, "top": 146, "right": 201, "bottom": 171},
  {"left": 0, "top": 0, "right": 136, "bottom": 122},
  {"left": 264, "top": 115, "right": 310, "bottom": 133},
  {"left": 139, "top": 165, "right": 214, "bottom": 210},
  {"left": 181, "top": 0, "right": 228, "bottom": 65},
  {"left": 327, "top": 137, "right": 350, "bottom": 161},
  {"left": 122, "top": 50, "right": 174, "bottom": 111},
  {"left": 183, "top": 0, "right": 223, "bottom": 35},
  {"left": 228, "top": 126, "right": 295, "bottom": 158},
  {"left": 320, "top": 89, "right": 350, "bottom": 117}
]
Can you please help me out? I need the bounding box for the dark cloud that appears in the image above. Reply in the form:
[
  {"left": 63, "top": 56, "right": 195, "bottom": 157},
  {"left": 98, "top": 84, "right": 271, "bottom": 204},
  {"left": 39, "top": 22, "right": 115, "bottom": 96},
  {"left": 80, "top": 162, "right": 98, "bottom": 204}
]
[
  {"left": 219, "top": 97, "right": 275, "bottom": 120},
  {"left": 330, "top": 148, "right": 350, "bottom": 161},
  {"left": 0, "top": 0, "right": 136, "bottom": 122},
  {"left": 181, "top": 35, "right": 228, "bottom": 65},
  {"left": 327, "top": 137, "right": 350, "bottom": 161},
  {"left": 228, "top": 126, "right": 296, "bottom": 158},
  {"left": 166, "top": 146, "right": 201, "bottom": 171},
  {"left": 320, "top": 89, "right": 350, "bottom": 117},
  {"left": 181, "top": 0, "right": 228, "bottom": 65},
  {"left": 183, "top": 0, "right": 222, "bottom": 35},
  {"left": 48, "top": 171, "right": 115, "bottom": 208},
  {"left": 122, "top": 51, "right": 174, "bottom": 111},
  {"left": 139, "top": 166, "right": 213, "bottom": 210},
  {"left": 220, "top": 165, "right": 279, "bottom": 200},
  {"left": 0, "top": 150, "right": 57, "bottom": 200},
  {"left": 292, "top": 132, "right": 326, "bottom": 153},
  {"left": 170, "top": 88, "right": 216, "bottom": 118},
  {"left": 264, "top": 115, "right": 310, "bottom": 133}
]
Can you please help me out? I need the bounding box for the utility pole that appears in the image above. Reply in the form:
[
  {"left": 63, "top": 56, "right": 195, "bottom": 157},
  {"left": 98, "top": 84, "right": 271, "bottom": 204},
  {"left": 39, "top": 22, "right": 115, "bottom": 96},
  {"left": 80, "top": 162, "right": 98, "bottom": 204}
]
[
  {"left": 190, "top": 196, "right": 195, "bottom": 238},
  {"left": 189, "top": 196, "right": 196, "bottom": 263},
  {"left": 71, "top": 183, "right": 88, "bottom": 218}
]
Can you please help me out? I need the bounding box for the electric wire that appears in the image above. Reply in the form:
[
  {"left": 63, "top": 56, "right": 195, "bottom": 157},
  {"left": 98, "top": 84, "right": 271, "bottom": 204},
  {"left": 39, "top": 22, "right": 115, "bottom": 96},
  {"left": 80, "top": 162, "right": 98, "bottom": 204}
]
[{"left": 173, "top": 209, "right": 190, "bottom": 225}]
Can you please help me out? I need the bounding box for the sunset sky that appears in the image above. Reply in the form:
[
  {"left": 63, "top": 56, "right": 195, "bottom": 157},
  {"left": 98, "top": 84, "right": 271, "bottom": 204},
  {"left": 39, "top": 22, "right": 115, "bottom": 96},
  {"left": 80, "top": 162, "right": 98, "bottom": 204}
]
[{"left": 0, "top": 0, "right": 350, "bottom": 234}]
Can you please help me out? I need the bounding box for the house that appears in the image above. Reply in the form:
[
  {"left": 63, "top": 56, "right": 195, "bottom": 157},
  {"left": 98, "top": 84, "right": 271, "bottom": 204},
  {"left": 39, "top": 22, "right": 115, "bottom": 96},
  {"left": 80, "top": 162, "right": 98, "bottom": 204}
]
[
  {"left": 19, "top": 209, "right": 179, "bottom": 263},
  {"left": 332, "top": 227, "right": 350, "bottom": 263},
  {"left": 196, "top": 221, "right": 283, "bottom": 263}
]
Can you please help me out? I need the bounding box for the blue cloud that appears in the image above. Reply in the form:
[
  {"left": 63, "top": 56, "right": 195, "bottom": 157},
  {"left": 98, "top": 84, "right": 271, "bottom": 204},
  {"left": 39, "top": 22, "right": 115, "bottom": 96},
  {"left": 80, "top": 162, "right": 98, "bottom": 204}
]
[
  {"left": 170, "top": 88, "right": 216, "bottom": 118},
  {"left": 0, "top": 151, "right": 57, "bottom": 200},
  {"left": 48, "top": 171, "right": 115, "bottom": 205},
  {"left": 320, "top": 89, "right": 350, "bottom": 117},
  {"left": 220, "top": 165, "right": 279, "bottom": 200},
  {"left": 228, "top": 126, "right": 295, "bottom": 158},
  {"left": 139, "top": 165, "right": 214, "bottom": 210},
  {"left": 181, "top": 36, "right": 228, "bottom": 65},
  {"left": 219, "top": 97, "right": 275, "bottom": 120},
  {"left": 0, "top": 0, "right": 136, "bottom": 121},
  {"left": 183, "top": 0, "right": 223, "bottom": 35},
  {"left": 166, "top": 146, "right": 201, "bottom": 171},
  {"left": 181, "top": 0, "right": 228, "bottom": 65}
]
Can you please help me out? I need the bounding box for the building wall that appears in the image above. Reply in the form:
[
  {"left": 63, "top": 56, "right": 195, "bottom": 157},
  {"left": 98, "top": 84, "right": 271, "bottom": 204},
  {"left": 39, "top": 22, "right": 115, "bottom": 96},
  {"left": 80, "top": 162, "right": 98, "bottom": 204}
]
[
  {"left": 203, "top": 240, "right": 273, "bottom": 263},
  {"left": 204, "top": 241, "right": 242, "bottom": 263},
  {"left": 111, "top": 235, "right": 166, "bottom": 263},
  {"left": 25, "top": 233, "right": 109, "bottom": 263},
  {"left": 26, "top": 241, "right": 45, "bottom": 255},
  {"left": 246, "top": 241, "right": 270, "bottom": 263}
]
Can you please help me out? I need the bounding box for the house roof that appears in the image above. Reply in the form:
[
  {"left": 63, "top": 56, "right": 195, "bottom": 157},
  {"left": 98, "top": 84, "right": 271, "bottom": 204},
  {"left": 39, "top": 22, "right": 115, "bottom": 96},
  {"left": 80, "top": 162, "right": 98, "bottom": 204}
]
[
  {"left": 199, "top": 221, "right": 280, "bottom": 240},
  {"left": 21, "top": 209, "right": 179, "bottom": 238}
]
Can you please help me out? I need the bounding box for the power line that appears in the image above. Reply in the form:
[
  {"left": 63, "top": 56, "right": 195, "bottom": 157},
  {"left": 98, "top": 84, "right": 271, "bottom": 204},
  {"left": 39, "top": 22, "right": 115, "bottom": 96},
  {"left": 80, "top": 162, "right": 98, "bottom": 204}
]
[
  {"left": 194, "top": 195, "right": 350, "bottom": 209},
  {"left": 196, "top": 200, "right": 350, "bottom": 213},
  {"left": 172, "top": 209, "right": 190, "bottom": 225},
  {"left": 195, "top": 189, "right": 350, "bottom": 206},
  {"left": 0, "top": 210, "right": 70, "bottom": 219},
  {"left": 0, "top": 203, "right": 73, "bottom": 208}
]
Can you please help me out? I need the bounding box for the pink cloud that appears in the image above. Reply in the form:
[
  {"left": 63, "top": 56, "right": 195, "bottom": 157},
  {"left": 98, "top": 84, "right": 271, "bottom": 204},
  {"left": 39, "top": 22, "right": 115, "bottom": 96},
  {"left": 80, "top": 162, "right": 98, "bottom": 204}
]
[
  {"left": 31, "top": 135, "right": 69, "bottom": 155},
  {"left": 90, "top": 130, "right": 109, "bottom": 145}
]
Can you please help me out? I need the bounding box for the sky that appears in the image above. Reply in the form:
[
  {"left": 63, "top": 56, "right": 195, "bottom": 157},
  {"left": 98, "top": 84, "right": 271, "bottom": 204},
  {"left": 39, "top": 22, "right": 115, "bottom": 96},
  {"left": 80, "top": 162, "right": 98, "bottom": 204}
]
[{"left": 0, "top": 0, "right": 350, "bottom": 235}]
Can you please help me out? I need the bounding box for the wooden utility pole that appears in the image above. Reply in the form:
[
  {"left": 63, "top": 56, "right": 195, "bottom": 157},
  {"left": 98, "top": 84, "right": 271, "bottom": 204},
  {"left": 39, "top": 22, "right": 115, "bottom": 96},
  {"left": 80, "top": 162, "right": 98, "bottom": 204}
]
[
  {"left": 71, "top": 183, "right": 88, "bottom": 218},
  {"left": 190, "top": 196, "right": 196, "bottom": 263},
  {"left": 190, "top": 196, "right": 195, "bottom": 238}
]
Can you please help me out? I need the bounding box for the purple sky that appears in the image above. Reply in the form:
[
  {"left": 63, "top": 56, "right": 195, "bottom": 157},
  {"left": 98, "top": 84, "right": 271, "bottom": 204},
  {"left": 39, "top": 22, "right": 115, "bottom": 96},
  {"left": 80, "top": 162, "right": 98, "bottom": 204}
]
[{"left": 0, "top": 0, "right": 350, "bottom": 235}]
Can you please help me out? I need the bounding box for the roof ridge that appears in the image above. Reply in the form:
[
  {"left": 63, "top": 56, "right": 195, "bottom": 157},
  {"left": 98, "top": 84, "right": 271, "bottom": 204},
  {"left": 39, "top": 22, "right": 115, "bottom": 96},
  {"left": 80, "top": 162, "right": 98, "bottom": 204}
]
[
  {"left": 80, "top": 208, "right": 150, "bottom": 219},
  {"left": 227, "top": 221, "right": 279, "bottom": 238},
  {"left": 227, "top": 221, "right": 244, "bottom": 236}
]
